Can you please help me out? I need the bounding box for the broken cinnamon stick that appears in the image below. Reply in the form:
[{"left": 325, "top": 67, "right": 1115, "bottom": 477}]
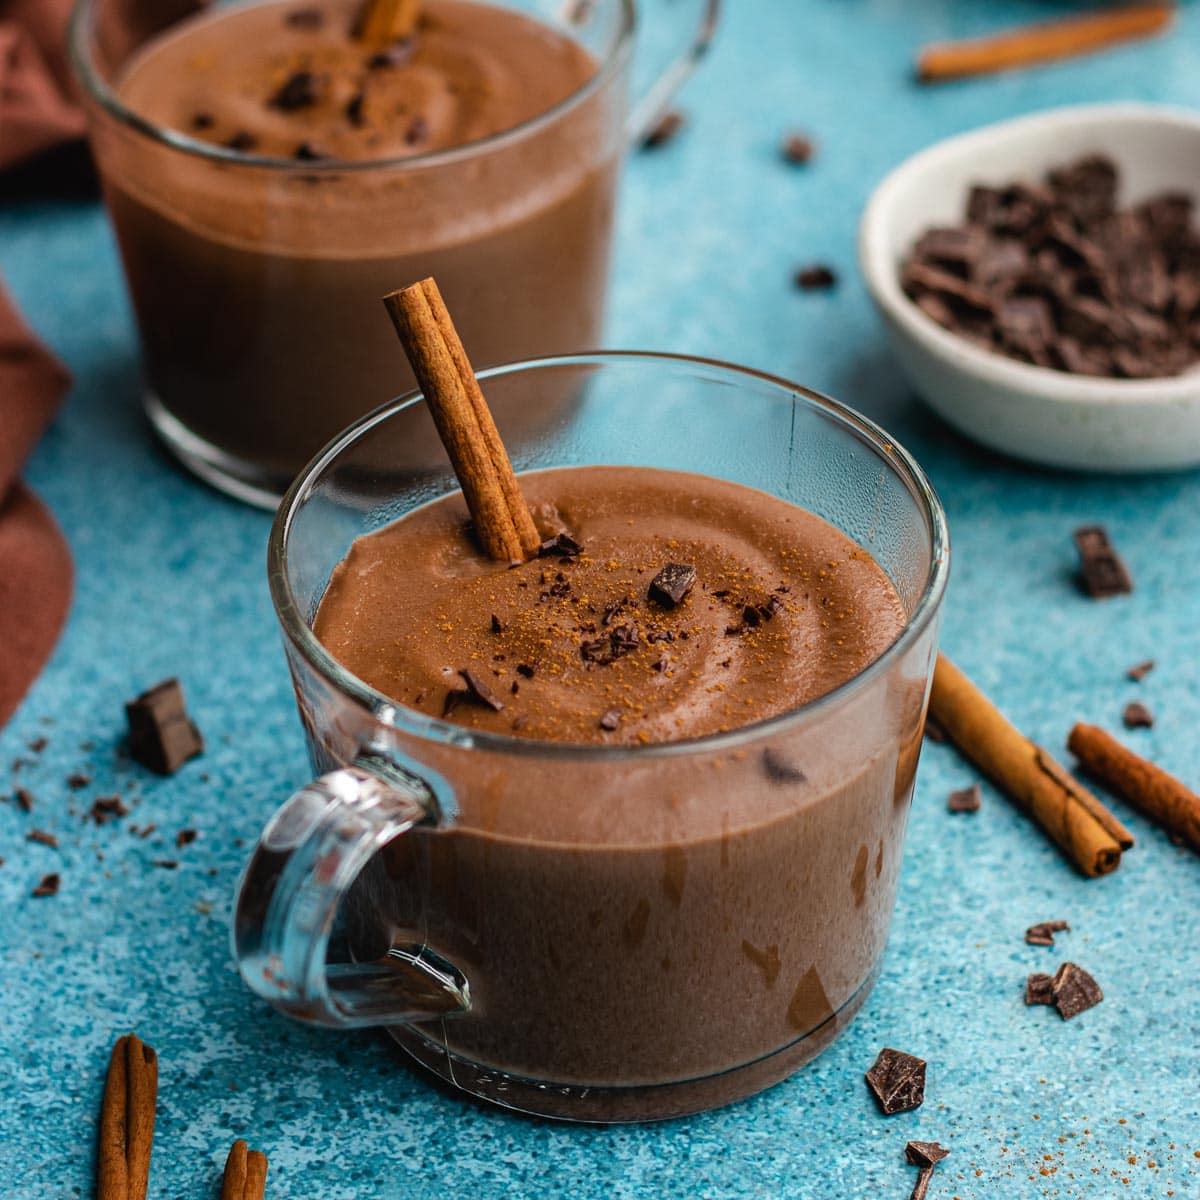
[
  {"left": 1069, "top": 723, "right": 1200, "bottom": 854},
  {"left": 917, "top": 3, "right": 1174, "bottom": 84},
  {"left": 97, "top": 1033, "right": 158, "bottom": 1200},
  {"left": 221, "top": 1140, "right": 269, "bottom": 1200},
  {"left": 929, "top": 655, "right": 1133, "bottom": 876},
  {"left": 355, "top": 0, "right": 420, "bottom": 44},
  {"left": 383, "top": 277, "right": 541, "bottom": 563}
]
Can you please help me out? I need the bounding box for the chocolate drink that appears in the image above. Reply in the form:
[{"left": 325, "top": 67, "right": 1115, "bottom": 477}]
[
  {"left": 102, "top": 0, "right": 616, "bottom": 489},
  {"left": 314, "top": 466, "right": 922, "bottom": 1115}
]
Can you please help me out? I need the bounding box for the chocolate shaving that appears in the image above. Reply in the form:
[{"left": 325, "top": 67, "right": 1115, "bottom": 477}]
[
  {"left": 947, "top": 783, "right": 982, "bottom": 813},
  {"left": 67, "top": 771, "right": 90, "bottom": 789},
  {"left": 152, "top": 859, "right": 179, "bottom": 870},
  {"left": 598, "top": 709, "right": 622, "bottom": 732},
  {"left": 1125, "top": 659, "right": 1155, "bottom": 682},
  {"left": 27, "top": 829, "right": 58, "bottom": 848},
  {"left": 1025, "top": 972, "right": 1055, "bottom": 1006},
  {"left": 490, "top": 614, "right": 504, "bottom": 634},
  {"left": 516, "top": 663, "right": 536, "bottom": 678},
  {"left": 27, "top": 736, "right": 47, "bottom": 754},
  {"left": 126, "top": 679, "right": 204, "bottom": 775},
  {"left": 762, "top": 749, "right": 806, "bottom": 785},
  {"left": 795, "top": 264, "right": 837, "bottom": 290},
  {"left": 15, "top": 787, "right": 33, "bottom": 813},
  {"left": 1122, "top": 700, "right": 1154, "bottom": 729},
  {"left": 1051, "top": 962, "right": 1103, "bottom": 1019},
  {"left": 271, "top": 70, "right": 320, "bottom": 111},
  {"left": 641, "top": 109, "right": 684, "bottom": 150},
  {"left": 1025, "top": 919, "right": 1070, "bottom": 947},
  {"left": 32, "top": 872, "right": 59, "bottom": 898},
  {"left": 865, "top": 1047, "right": 926, "bottom": 1115},
  {"left": 458, "top": 669, "right": 504, "bottom": 712},
  {"left": 580, "top": 625, "right": 639, "bottom": 666},
  {"left": 648, "top": 562, "right": 696, "bottom": 608},
  {"left": 538, "top": 532, "right": 582, "bottom": 558},
  {"left": 89, "top": 796, "right": 129, "bottom": 825},
  {"left": 1073, "top": 526, "right": 1133, "bottom": 598},
  {"left": 741, "top": 604, "right": 762, "bottom": 629},
  {"left": 442, "top": 689, "right": 467, "bottom": 718},
  {"left": 176, "top": 829, "right": 198, "bottom": 848}
]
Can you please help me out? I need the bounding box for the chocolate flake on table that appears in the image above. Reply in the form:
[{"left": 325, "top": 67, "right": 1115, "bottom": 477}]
[
  {"left": 225, "top": 130, "right": 258, "bottom": 152},
  {"left": 538, "top": 532, "right": 583, "bottom": 559},
  {"left": 865, "top": 1047, "right": 926, "bottom": 1115},
  {"left": 27, "top": 830, "right": 58, "bottom": 848},
  {"left": 15, "top": 787, "right": 34, "bottom": 813},
  {"left": 906, "top": 1142, "right": 950, "bottom": 1169},
  {"left": 1025, "top": 919, "right": 1070, "bottom": 947},
  {"left": 125, "top": 678, "right": 204, "bottom": 776},
  {"left": 1025, "top": 972, "right": 1055, "bottom": 1006},
  {"left": 152, "top": 859, "right": 179, "bottom": 870},
  {"left": 641, "top": 109, "right": 684, "bottom": 150},
  {"left": 901, "top": 155, "right": 1200, "bottom": 379},
  {"left": 1122, "top": 700, "right": 1154, "bottom": 729},
  {"left": 32, "top": 872, "right": 60, "bottom": 898},
  {"left": 1051, "top": 962, "right": 1103, "bottom": 1019},
  {"left": 581, "top": 625, "right": 639, "bottom": 666},
  {"left": 271, "top": 70, "right": 320, "bottom": 111},
  {"left": 459, "top": 668, "right": 504, "bottom": 712},
  {"left": 1073, "top": 526, "right": 1133, "bottom": 599},
  {"left": 781, "top": 132, "right": 814, "bottom": 165},
  {"left": 761, "top": 748, "right": 806, "bottom": 785},
  {"left": 67, "top": 771, "right": 90, "bottom": 789},
  {"left": 1125, "top": 659, "right": 1155, "bottom": 682},
  {"left": 27, "top": 736, "right": 47, "bottom": 754},
  {"left": 284, "top": 6, "right": 325, "bottom": 28},
  {"left": 648, "top": 562, "right": 697, "bottom": 608},
  {"left": 176, "top": 829, "right": 198, "bottom": 849},
  {"left": 794, "top": 264, "right": 837, "bottom": 290},
  {"left": 89, "top": 796, "right": 129, "bottom": 825},
  {"left": 947, "top": 783, "right": 982, "bottom": 813},
  {"left": 598, "top": 708, "right": 622, "bottom": 732}
]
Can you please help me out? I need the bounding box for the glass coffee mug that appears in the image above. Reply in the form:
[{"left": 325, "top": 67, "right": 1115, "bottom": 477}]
[
  {"left": 234, "top": 353, "right": 949, "bottom": 1122},
  {"left": 69, "top": 0, "right": 718, "bottom": 507}
]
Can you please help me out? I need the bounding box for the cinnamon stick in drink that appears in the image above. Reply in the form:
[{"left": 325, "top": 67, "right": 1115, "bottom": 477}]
[
  {"left": 97, "top": 1033, "right": 158, "bottom": 1200},
  {"left": 1069, "top": 723, "right": 1200, "bottom": 854},
  {"left": 917, "top": 3, "right": 1174, "bottom": 84},
  {"left": 355, "top": 0, "right": 420, "bottom": 44},
  {"left": 383, "top": 278, "right": 542, "bottom": 563},
  {"left": 221, "top": 1139, "right": 269, "bottom": 1200},
  {"left": 928, "top": 655, "right": 1133, "bottom": 876}
]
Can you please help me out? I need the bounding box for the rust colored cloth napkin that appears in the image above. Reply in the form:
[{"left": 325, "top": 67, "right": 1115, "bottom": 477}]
[{"left": 0, "top": 283, "right": 72, "bottom": 727}]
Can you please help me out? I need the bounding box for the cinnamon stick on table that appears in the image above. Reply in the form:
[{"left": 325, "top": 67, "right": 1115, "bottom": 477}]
[
  {"left": 928, "top": 655, "right": 1133, "bottom": 877},
  {"left": 383, "top": 277, "right": 542, "bottom": 563},
  {"left": 355, "top": 0, "right": 420, "bottom": 44},
  {"left": 97, "top": 1033, "right": 158, "bottom": 1200},
  {"left": 222, "top": 1139, "right": 270, "bottom": 1200},
  {"left": 1069, "top": 723, "right": 1200, "bottom": 854},
  {"left": 917, "top": 3, "right": 1174, "bottom": 84}
]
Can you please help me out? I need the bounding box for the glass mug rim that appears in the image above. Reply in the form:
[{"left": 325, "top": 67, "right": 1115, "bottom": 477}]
[
  {"left": 268, "top": 350, "right": 951, "bottom": 762},
  {"left": 67, "top": 0, "right": 637, "bottom": 175}
]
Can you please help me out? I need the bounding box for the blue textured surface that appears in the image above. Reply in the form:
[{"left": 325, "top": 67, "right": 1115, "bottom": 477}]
[{"left": 3, "top": 1, "right": 1200, "bottom": 1196}]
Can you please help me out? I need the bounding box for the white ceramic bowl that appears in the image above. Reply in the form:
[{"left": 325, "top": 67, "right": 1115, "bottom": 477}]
[{"left": 860, "top": 103, "right": 1200, "bottom": 473}]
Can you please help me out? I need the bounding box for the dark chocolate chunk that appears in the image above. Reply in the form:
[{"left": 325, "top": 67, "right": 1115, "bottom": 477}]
[
  {"left": 27, "top": 830, "right": 58, "bottom": 848},
  {"left": 225, "top": 130, "right": 259, "bottom": 152},
  {"left": 490, "top": 614, "right": 504, "bottom": 634},
  {"left": 1051, "top": 962, "right": 1103, "bottom": 1019},
  {"left": 89, "top": 796, "right": 128, "bottom": 825},
  {"left": 947, "top": 783, "right": 981, "bottom": 813},
  {"left": 1025, "top": 972, "right": 1055, "bottom": 1006},
  {"left": 794, "top": 264, "right": 837, "bottom": 290},
  {"left": 641, "top": 109, "right": 684, "bottom": 150},
  {"left": 913, "top": 226, "right": 986, "bottom": 273},
  {"left": 516, "top": 663, "right": 536, "bottom": 678},
  {"left": 126, "top": 679, "right": 204, "bottom": 775},
  {"left": 905, "top": 1142, "right": 950, "bottom": 1169},
  {"left": 648, "top": 562, "right": 697, "bottom": 608},
  {"left": 190, "top": 112, "right": 215, "bottom": 131},
  {"left": 32, "top": 872, "right": 59, "bottom": 898},
  {"left": 272, "top": 70, "right": 320, "bottom": 111},
  {"left": 284, "top": 6, "right": 325, "bottom": 28},
  {"left": 909, "top": 1166, "right": 934, "bottom": 1200},
  {"left": 1048, "top": 154, "right": 1118, "bottom": 224},
  {"left": 1025, "top": 919, "right": 1070, "bottom": 947},
  {"left": 865, "top": 1047, "right": 926, "bottom": 1115},
  {"left": 741, "top": 604, "right": 761, "bottom": 629},
  {"left": 294, "top": 141, "right": 328, "bottom": 161},
  {"left": 599, "top": 708, "right": 622, "bottom": 731},
  {"left": 1073, "top": 526, "right": 1133, "bottom": 598},
  {"left": 176, "top": 829, "right": 198, "bottom": 848},
  {"left": 459, "top": 669, "right": 504, "bottom": 712},
  {"left": 580, "top": 625, "right": 639, "bottom": 666},
  {"left": 539, "top": 532, "right": 583, "bottom": 558},
  {"left": 1125, "top": 659, "right": 1155, "bottom": 682},
  {"left": 15, "top": 787, "right": 34, "bottom": 813},
  {"left": 345, "top": 91, "right": 366, "bottom": 127},
  {"left": 1122, "top": 701, "right": 1154, "bottom": 729},
  {"left": 762, "top": 749, "right": 806, "bottom": 785},
  {"left": 781, "top": 132, "right": 814, "bottom": 165}
]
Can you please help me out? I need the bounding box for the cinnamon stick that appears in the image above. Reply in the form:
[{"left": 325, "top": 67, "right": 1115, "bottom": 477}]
[
  {"left": 97, "top": 1033, "right": 158, "bottom": 1200},
  {"left": 382, "top": 278, "right": 541, "bottom": 563},
  {"left": 1069, "top": 723, "right": 1200, "bottom": 854},
  {"left": 917, "top": 3, "right": 1174, "bottom": 83},
  {"left": 928, "top": 655, "right": 1133, "bottom": 876},
  {"left": 355, "top": 0, "right": 420, "bottom": 44},
  {"left": 222, "top": 1140, "right": 269, "bottom": 1200}
]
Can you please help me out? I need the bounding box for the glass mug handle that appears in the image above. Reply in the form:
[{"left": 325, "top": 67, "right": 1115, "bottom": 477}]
[
  {"left": 232, "top": 764, "right": 470, "bottom": 1028},
  {"left": 623, "top": 0, "right": 721, "bottom": 144}
]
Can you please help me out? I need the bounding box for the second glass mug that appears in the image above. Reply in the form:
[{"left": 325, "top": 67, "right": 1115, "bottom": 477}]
[
  {"left": 233, "top": 353, "right": 950, "bottom": 1123},
  {"left": 69, "top": 0, "right": 719, "bottom": 506}
]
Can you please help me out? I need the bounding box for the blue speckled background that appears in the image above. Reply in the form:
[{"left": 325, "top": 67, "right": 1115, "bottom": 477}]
[{"left": 3, "top": 1, "right": 1200, "bottom": 1196}]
